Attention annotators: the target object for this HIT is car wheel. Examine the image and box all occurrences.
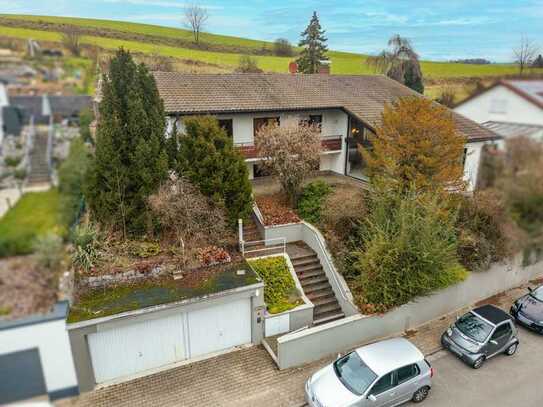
[505,342,518,356]
[412,386,430,403]
[472,356,485,369]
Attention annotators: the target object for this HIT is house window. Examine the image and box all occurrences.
[300,114,322,131]
[218,119,233,138]
[489,99,507,114]
[254,117,280,137]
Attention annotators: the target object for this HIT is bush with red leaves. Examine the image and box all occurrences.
[197,246,232,266]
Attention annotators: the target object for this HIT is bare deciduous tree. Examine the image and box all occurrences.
[183,3,209,44]
[148,176,230,266]
[513,37,539,75]
[61,26,82,57]
[255,121,322,206]
[367,34,424,93]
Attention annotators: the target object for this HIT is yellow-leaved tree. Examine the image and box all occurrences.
[362,96,466,192]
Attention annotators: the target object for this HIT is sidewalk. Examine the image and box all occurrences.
[57,277,543,407]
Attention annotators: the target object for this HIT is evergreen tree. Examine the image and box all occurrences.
[403,61,424,94]
[176,116,253,225]
[85,48,169,236]
[296,11,328,74]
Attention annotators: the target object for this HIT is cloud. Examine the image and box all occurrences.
[102,0,221,10]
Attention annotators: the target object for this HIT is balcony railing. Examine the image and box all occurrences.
[235,135,342,159]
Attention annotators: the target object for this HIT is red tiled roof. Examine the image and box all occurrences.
[153,72,498,142]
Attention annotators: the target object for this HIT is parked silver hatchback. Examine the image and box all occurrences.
[305,338,433,407]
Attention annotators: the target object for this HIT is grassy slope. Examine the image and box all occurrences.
[0,15,526,78]
[0,189,64,256]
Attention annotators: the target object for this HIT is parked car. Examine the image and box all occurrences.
[510,285,543,334]
[441,304,519,369]
[305,338,433,407]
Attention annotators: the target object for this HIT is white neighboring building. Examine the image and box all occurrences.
[153,73,499,192]
[0,79,8,147]
[454,80,543,142]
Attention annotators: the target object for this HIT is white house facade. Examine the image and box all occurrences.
[455,80,543,143]
[155,73,500,192]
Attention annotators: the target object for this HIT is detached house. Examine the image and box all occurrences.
[455,79,543,142]
[154,73,498,191]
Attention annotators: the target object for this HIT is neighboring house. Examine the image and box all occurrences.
[153,73,499,191]
[0,79,8,146]
[455,80,543,142]
[9,94,92,126]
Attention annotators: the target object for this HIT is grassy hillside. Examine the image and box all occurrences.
[0,14,528,78]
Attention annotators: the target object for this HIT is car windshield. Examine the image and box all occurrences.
[455,312,493,343]
[333,352,377,396]
[530,286,543,302]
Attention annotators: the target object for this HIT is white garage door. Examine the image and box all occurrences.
[88,313,186,383]
[188,298,252,358]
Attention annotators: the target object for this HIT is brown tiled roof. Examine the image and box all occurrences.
[153,72,498,142]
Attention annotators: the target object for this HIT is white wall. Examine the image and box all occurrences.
[455,85,543,126]
[0,318,78,393]
[463,141,485,191]
[277,255,543,369]
[0,82,8,146]
[170,109,348,177]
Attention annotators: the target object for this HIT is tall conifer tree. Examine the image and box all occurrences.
[85,48,169,235]
[296,11,329,74]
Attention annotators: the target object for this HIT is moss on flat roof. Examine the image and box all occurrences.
[67,261,259,323]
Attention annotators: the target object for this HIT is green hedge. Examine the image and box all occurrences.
[297,181,332,224]
[248,256,302,314]
[0,189,65,257]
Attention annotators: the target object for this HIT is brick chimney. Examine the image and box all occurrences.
[288,61,298,74]
[318,60,331,74]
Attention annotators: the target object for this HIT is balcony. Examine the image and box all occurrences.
[235,136,343,160]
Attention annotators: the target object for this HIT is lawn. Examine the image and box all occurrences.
[0,15,534,78]
[0,189,65,257]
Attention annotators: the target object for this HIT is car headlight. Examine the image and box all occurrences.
[447,327,452,336]
[511,302,519,311]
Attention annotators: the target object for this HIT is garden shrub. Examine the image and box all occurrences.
[129,241,161,258]
[297,181,332,224]
[58,137,89,227]
[348,182,468,311]
[454,191,521,271]
[4,156,21,167]
[248,256,302,314]
[33,233,64,271]
[72,224,102,273]
[176,116,253,225]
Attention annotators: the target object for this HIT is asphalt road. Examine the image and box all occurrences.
[420,327,543,407]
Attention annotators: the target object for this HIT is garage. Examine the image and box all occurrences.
[87,298,252,384]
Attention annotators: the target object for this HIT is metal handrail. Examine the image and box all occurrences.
[253,203,265,225]
[241,237,286,257]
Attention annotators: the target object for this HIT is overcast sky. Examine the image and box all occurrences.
[2,0,542,61]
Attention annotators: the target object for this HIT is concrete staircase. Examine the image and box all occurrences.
[290,248,344,325]
[27,131,50,186]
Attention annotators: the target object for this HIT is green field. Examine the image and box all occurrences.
[0,14,530,78]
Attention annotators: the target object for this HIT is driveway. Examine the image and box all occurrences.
[57,281,542,407]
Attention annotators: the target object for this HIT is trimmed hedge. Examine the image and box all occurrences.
[297,181,332,224]
[248,256,302,314]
